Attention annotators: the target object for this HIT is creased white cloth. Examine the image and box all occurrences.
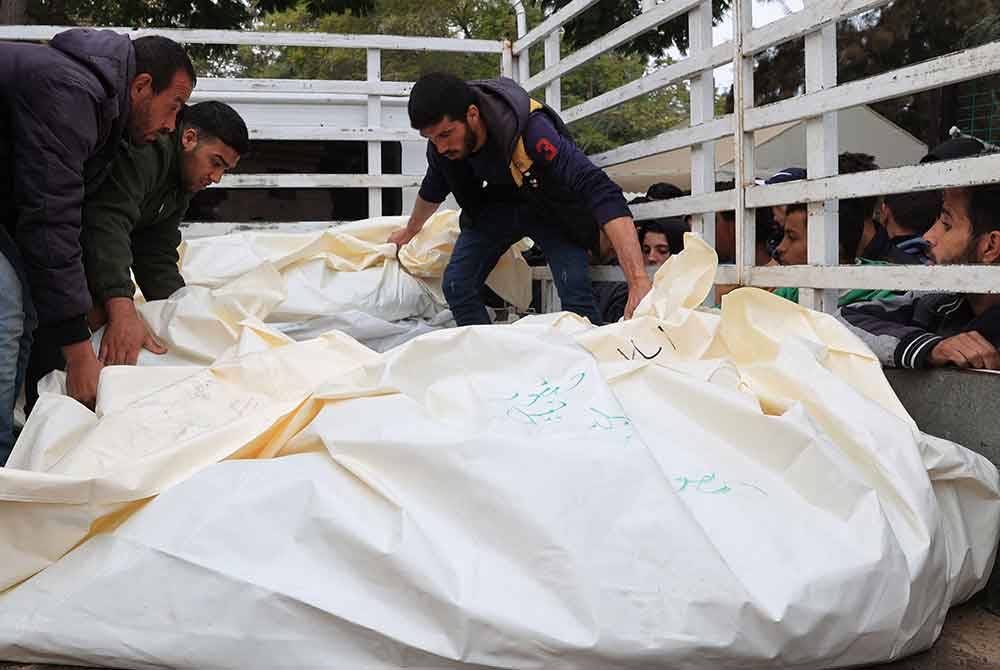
[0,233,996,670]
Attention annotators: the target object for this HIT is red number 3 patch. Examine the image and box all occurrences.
[535,137,558,162]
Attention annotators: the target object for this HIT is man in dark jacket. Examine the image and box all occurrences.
[839,183,1000,370]
[80,101,248,370]
[386,73,650,325]
[0,29,194,442]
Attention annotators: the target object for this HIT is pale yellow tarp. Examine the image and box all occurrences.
[155,210,530,363]
[0,234,997,669]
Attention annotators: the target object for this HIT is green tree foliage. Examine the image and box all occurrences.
[752,0,999,145]
[238,0,691,153]
[540,0,732,56]
[26,0,694,153]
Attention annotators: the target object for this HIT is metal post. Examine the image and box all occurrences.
[366,48,383,217]
[800,2,839,312]
[688,0,716,250]
[734,0,756,288]
[544,30,561,111]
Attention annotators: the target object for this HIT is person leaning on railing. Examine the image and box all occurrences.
[838,182,1000,370]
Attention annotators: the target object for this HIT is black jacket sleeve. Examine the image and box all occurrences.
[131,216,185,302]
[10,74,101,344]
[838,292,945,369]
[82,142,159,304]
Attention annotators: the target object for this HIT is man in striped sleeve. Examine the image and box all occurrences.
[838,182,1000,370]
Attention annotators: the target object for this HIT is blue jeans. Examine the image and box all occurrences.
[444,202,599,326]
[0,228,33,466]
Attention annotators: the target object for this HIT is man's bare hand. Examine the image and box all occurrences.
[387,227,418,249]
[624,276,653,319]
[62,340,102,410]
[928,330,1000,370]
[100,297,166,366]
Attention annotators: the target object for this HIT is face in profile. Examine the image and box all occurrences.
[773,208,808,266]
[923,188,981,265]
[420,112,479,161]
[129,70,194,144]
[179,130,240,193]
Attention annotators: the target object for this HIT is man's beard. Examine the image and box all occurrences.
[956,236,982,264]
[464,126,477,156]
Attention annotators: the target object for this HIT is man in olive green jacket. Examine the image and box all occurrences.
[28,101,249,408]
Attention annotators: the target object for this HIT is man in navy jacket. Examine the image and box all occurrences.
[388,73,650,326]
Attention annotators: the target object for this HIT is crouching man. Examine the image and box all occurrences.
[388,73,651,325]
[25,101,248,409]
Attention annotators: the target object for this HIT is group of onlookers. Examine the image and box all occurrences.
[605,134,1000,371]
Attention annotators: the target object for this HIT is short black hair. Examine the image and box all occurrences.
[408,72,477,130]
[967,183,1000,237]
[646,182,684,200]
[883,190,942,235]
[839,152,880,227]
[640,216,688,254]
[181,101,250,155]
[132,35,196,93]
[921,137,987,163]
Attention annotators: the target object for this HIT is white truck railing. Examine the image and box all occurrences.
[2,0,999,310]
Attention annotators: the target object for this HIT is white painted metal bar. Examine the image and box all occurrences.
[194,78,413,97]
[744,0,889,55]
[749,264,1000,294]
[687,0,717,247]
[561,42,732,124]
[800,6,840,313]
[0,25,504,52]
[631,191,735,220]
[220,174,423,188]
[532,264,738,284]
[179,221,345,238]
[501,39,515,78]
[734,0,756,287]
[744,41,1000,132]
[544,31,562,112]
[189,91,406,105]
[245,127,420,141]
[590,116,733,167]
[367,48,383,217]
[747,153,1000,207]
[513,0,602,54]
[522,0,701,93]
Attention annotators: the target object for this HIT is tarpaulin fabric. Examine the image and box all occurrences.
[144,211,528,362]
[0,233,997,669]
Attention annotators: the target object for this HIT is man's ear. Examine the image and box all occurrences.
[131,73,153,99]
[981,230,1000,264]
[180,127,199,151]
[466,104,480,125]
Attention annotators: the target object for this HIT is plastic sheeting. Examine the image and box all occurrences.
[156,211,528,362]
[0,234,998,669]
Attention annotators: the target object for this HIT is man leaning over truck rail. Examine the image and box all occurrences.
[0,28,195,462]
[838,182,1000,371]
[387,73,651,325]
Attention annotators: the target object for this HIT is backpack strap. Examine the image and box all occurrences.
[508,98,546,187]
